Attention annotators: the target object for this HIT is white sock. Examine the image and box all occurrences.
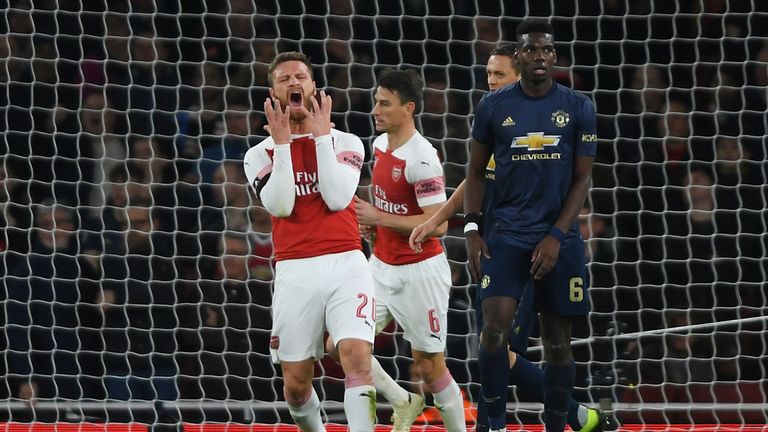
[344,385,377,432]
[577,404,589,427]
[287,388,325,432]
[431,378,466,432]
[371,356,409,406]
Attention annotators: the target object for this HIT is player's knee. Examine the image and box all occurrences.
[413,354,445,384]
[543,340,572,365]
[337,338,372,370]
[480,327,508,351]
[283,379,313,406]
[339,339,374,389]
[508,350,518,368]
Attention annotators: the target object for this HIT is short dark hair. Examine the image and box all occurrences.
[490,43,519,73]
[516,18,555,40]
[491,42,516,58]
[376,68,424,113]
[268,51,313,85]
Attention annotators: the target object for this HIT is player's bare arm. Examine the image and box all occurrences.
[464,138,492,282]
[409,180,466,252]
[530,155,593,280]
[354,195,447,237]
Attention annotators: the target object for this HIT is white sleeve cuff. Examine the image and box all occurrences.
[314,134,332,146]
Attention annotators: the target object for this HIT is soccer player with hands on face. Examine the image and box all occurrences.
[244,51,376,432]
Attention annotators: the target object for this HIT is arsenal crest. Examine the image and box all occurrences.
[392,166,402,181]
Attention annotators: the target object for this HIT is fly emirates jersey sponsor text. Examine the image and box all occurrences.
[244,129,364,261]
[372,132,447,265]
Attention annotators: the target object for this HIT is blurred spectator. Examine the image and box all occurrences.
[177,231,273,402]
[249,206,274,281]
[713,136,764,209]
[0,162,32,263]
[618,312,718,426]
[661,168,720,286]
[205,160,252,233]
[227,0,257,90]
[101,204,178,401]
[78,91,128,213]
[686,168,716,232]
[473,17,500,65]
[193,62,227,137]
[199,103,254,185]
[5,201,102,400]
[421,71,448,139]
[579,205,614,265]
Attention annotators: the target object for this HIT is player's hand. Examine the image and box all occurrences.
[359,224,374,239]
[354,196,380,226]
[409,218,438,253]
[465,231,490,282]
[530,235,561,280]
[263,97,291,144]
[299,90,333,137]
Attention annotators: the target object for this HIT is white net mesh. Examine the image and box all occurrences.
[1,0,767,428]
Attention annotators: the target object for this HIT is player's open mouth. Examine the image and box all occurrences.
[289,90,303,108]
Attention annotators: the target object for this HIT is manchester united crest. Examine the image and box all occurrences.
[392,166,402,181]
[551,110,570,128]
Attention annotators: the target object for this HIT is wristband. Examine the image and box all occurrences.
[463,212,482,225]
[549,226,567,241]
[463,222,479,234]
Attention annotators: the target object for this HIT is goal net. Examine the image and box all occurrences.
[1,0,766,429]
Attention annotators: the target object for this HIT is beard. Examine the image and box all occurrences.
[274,88,315,121]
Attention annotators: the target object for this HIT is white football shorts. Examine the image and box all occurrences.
[270,249,376,363]
[371,252,452,353]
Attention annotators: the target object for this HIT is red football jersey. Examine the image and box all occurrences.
[371,132,447,265]
[244,130,364,261]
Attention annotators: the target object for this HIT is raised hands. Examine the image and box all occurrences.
[263,98,291,144]
[264,91,334,142]
[299,90,333,137]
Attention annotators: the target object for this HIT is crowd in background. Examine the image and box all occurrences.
[0,0,766,425]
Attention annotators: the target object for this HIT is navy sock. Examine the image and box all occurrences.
[509,357,582,429]
[508,355,544,401]
[566,399,582,429]
[543,362,575,432]
[475,389,489,432]
[478,346,510,429]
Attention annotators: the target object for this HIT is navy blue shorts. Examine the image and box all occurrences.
[475,236,590,349]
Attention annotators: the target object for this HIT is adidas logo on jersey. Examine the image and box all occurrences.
[502,116,516,127]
